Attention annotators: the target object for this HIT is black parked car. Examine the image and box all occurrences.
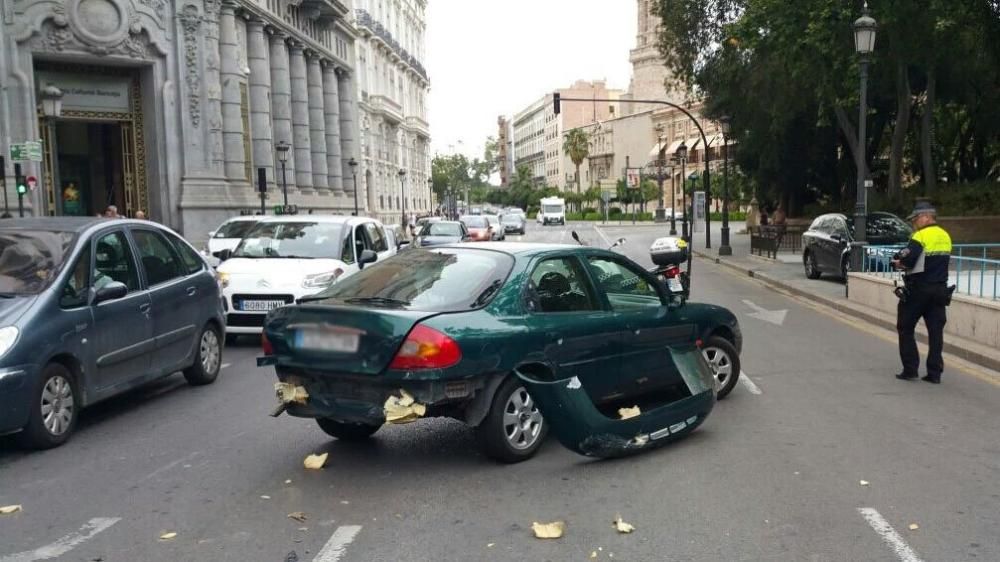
[0,218,225,449]
[802,212,912,280]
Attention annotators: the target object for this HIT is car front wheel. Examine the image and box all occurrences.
[702,336,741,399]
[317,418,381,441]
[17,363,79,449]
[477,376,546,463]
[804,250,822,279]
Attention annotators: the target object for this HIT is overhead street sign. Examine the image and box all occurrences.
[9,141,43,162]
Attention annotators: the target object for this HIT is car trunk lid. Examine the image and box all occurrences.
[263,303,438,375]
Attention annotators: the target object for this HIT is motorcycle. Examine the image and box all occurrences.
[648,237,690,304]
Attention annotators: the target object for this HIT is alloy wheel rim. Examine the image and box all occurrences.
[502,387,543,450]
[703,347,733,389]
[201,329,221,374]
[40,375,74,436]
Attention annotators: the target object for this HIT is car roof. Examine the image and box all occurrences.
[455,242,583,255]
[251,214,375,226]
[221,216,260,223]
[0,217,169,235]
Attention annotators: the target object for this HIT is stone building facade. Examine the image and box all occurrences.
[1,0,362,238]
[352,0,431,228]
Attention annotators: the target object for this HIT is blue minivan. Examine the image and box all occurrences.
[0,218,225,448]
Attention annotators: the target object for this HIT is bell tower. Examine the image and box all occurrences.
[625,0,683,114]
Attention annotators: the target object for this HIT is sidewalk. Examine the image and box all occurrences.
[689,221,1000,373]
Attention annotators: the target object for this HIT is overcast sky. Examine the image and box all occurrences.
[425,0,637,160]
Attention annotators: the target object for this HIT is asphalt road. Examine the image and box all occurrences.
[1,221,998,562]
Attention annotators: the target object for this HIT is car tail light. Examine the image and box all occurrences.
[389,325,462,370]
[662,266,681,278]
[262,331,274,355]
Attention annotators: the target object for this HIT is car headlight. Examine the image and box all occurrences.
[0,326,19,359]
[217,271,231,289]
[302,269,344,289]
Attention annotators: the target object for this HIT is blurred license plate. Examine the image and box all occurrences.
[296,329,360,353]
[667,277,684,293]
[240,300,285,311]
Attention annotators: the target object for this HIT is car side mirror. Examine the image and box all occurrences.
[94,281,128,304]
[217,249,233,261]
[358,249,378,269]
[208,230,217,238]
[398,240,411,249]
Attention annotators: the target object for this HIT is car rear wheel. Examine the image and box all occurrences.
[477,376,546,463]
[183,324,222,386]
[17,363,79,449]
[804,251,822,279]
[316,418,381,441]
[702,336,741,399]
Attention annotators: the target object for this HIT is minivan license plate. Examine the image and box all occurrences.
[241,300,286,312]
[296,330,360,353]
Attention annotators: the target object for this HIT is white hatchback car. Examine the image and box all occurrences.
[207,216,260,258]
[216,215,397,338]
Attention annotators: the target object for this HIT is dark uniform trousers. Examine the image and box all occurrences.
[897,283,948,377]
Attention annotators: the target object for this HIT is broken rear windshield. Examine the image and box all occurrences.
[312,248,514,312]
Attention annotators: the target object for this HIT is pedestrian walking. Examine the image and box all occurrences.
[104,205,121,218]
[891,201,954,384]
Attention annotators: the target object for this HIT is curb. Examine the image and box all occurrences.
[695,250,1000,374]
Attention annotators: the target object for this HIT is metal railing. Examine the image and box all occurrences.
[862,243,1000,301]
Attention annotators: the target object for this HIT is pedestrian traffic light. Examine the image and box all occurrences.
[552,92,561,115]
[16,179,26,195]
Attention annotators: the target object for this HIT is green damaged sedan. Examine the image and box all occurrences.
[259,242,742,462]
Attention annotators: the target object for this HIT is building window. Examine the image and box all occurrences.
[240,83,252,181]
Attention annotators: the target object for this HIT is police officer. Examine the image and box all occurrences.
[891,201,953,384]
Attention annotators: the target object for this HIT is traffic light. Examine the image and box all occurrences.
[16,181,26,195]
[552,92,561,115]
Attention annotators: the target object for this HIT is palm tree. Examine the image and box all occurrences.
[562,129,589,194]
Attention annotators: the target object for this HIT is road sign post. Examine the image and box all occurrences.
[0,156,8,216]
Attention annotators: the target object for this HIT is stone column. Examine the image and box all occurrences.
[219,0,245,181]
[203,0,225,175]
[246,20,274,185]
[269,31,294,188]
[337,68,359,195]
[288,42,313,190]
[322,62,344,195]
[306,53,329,191]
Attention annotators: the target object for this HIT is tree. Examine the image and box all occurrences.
[562,129,590,194]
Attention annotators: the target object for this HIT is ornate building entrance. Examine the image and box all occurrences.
[37,63,147,217]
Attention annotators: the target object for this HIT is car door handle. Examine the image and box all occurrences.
[186,287,197,296]
[139,303,151,314]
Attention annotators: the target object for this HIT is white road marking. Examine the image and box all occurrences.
[140,451,202,482]
[741,299,788,326]
[559,229,567,243]
[221,363,232,369]
[0,517,121,562]
[857,508,925,562]
[592,225,613,247]
[738,371,762,395]
[313,525,362,562]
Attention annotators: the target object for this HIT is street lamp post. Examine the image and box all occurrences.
[427,178,433,215]
[851,2,877,271]
[718,116,733,256]
[654,124,666,223]
[275,141,291,209]
[398,169,407,233]
[676,141,688,241]
[39,84,64,216]
[348,157,359,216]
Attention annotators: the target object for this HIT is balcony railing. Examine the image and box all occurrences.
[355,9,429,82]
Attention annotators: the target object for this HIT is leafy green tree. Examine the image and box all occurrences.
[562,129,590,194]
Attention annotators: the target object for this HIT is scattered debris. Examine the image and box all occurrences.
[566,377,582,389]
[487,543,495,548]
[384,390,427,424]
[285,479,292,485]
[303,453,328,470]
[859,480,870,487]
[630,435,649,447]
[261,495,271,500]
[794,471,800,475]
[275,382,310,405]
[285,551,299,562]
[340,500,350,505]
[0,505,22,515]
[531,521,565,539]
[288,512,308,523]
[613,515,635,534]
[908,523,919,531]
[159,532,177,541]
[590,551,598,559]
[618,406,641,420]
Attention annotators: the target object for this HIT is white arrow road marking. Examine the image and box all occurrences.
[0,517,121,562]
[738,371,762,395]
[313,525,362,562]
[741,299,788,326]
[857,508,924,562]
[593,225,612,247]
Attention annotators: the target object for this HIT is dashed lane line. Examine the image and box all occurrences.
[0,517,121,562]
[857,508,925,562]
[221,363,232,369]
[738,371,762,395]
[313,525,362,562]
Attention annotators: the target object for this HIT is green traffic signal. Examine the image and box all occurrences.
[16,183,26,195]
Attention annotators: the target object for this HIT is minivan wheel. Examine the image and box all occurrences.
[316,418,381,441]
[804,251,822,279]
[702,336,742,399]
[17,363,79,449]
[183,324,222,386]
[476,376,546,463]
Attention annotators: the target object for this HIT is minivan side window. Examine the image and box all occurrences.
[60,245,92,309]
[95,231,140,291]
[164,231,205,275]
[365,223,389,252]
[132,229,185,286]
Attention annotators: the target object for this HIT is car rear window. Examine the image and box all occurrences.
[313,248,514,312]
[462,216,487,228]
